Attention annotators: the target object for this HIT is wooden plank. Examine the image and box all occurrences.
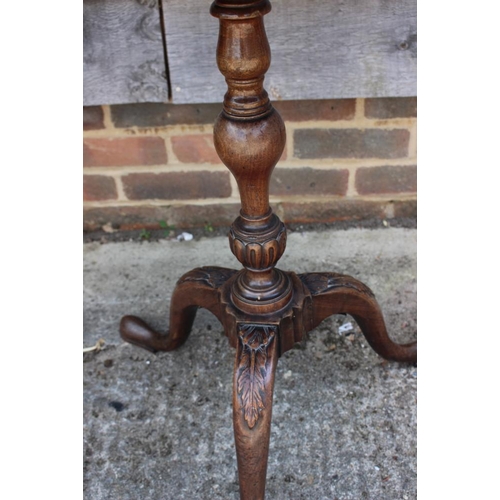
[163,0,416,104]
[84,0,168,106]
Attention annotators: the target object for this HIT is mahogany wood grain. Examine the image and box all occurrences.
[299,272,417,363]
[120,266,237,352]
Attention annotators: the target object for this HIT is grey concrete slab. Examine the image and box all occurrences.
[84,227,417,499]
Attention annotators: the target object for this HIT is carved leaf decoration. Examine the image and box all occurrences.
[178,267,237,289]
[299,272,375,298]
[238,346,266,428]
[237,324,276,429]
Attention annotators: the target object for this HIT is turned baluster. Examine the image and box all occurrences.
[211,0,290,315]
[211,2,289,498]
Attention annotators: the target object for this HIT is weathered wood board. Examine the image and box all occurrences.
[83,0,416,105]
[163,0,416,104]
[84,0,169,106]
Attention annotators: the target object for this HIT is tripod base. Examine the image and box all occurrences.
[120,266,416,500]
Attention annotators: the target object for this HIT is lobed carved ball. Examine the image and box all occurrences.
[229,218,287,271]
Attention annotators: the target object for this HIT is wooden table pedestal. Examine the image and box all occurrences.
[120,2,417,498]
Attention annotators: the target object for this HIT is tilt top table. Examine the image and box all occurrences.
[119,1,417,498]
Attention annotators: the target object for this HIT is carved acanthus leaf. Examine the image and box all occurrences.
[299,272,375,298]
[237,324,276,429]
[178,267,237,289]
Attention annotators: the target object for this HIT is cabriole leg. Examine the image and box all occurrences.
[232,323,279,500]
[300,272,417,363]
[120,266,236,352]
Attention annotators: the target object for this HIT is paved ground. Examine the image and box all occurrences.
[83,226,417,500]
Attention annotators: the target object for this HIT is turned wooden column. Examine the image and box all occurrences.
[211,0,290,316]
[211,2,288,498]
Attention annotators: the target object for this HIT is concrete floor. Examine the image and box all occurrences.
[83,226,417,499]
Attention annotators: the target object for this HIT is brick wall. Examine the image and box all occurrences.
[83,97,416,232]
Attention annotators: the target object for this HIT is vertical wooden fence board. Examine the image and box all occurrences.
[84,0,168,106]
[163,0,416,104]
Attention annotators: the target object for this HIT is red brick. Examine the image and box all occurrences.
[171,134,285,164]
[270,168,348,196]
[171,134,221,164]
[122,171,231,200]
[83,175,117,201]
[83,198,417,233]
[83,137,167,167]
[364,97,417,119]
[109,100,356,129]
[83,106,104,131]
[110,102,221,128]
[274,99,355,122]
[281,199,388,224]
[294,129,410,159]
[83,203,240,232]
[393,199,417,219]
[165,203,239,229]
[355,165,417,195]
